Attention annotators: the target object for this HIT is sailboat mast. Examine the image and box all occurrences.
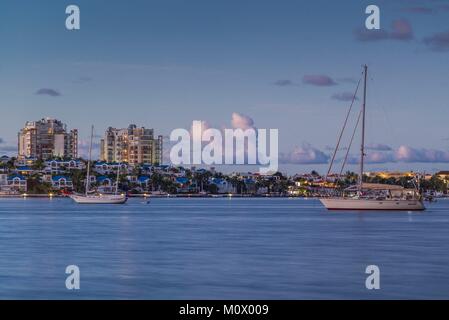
[359,65,368,190]
[85,125,94,196]
[115,163,120,195]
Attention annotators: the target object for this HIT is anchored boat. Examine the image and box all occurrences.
[320,65,425,211]
[70,125,127,205]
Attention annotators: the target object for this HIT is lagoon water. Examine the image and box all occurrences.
[0,197,448,299]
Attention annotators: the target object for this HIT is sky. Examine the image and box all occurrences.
[0,0,448,174]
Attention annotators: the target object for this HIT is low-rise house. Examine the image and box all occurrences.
[436,171,449,190]
[97,175,115,193]
[7,174,27,192]
[141,165,153,175]
[153,165,170,174]
[15,157,37,167]
[15,166,34,176]
[209,178,235,194]
[137,176,151,190]
[243,178,257,194]
[174,177,195,193]
[44,159,85,174]
[94,162,129,175]
[51,175,73,190]
[365,171,416,179]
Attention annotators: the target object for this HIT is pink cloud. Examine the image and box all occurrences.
[231,112,255,130]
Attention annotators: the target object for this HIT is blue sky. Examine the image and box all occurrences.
[1,0,449,173]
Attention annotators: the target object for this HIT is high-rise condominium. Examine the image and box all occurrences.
[18,118,78,160]
[100,124,163,165]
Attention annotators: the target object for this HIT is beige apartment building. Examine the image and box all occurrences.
[18,118,78,160]
[100,124,162,165]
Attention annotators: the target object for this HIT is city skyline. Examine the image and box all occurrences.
[1,0,449,174]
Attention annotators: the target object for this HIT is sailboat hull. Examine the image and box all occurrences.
[70,194,128,204]
[320,198,425,211]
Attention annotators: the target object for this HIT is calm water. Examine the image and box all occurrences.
[0,197,448,299]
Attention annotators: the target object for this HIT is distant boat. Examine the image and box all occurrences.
[70,126,127,205]
[320,65,425,211]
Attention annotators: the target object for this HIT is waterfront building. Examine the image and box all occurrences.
[18,118,78,160]
[44,159,85,174]
[364,171,416,179]
[436,171,449,190]
[7,174,27,192]
[100,124,163,165]
[94,162,129,175]
[137,176,151,189]
[209,178,235,194]
[174,177,196,193]
[15,166,34,176]
[14,157,38,167]
[51,175,73,190]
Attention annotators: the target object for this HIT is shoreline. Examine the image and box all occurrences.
[1,194,447,200]
[0,193,308,199]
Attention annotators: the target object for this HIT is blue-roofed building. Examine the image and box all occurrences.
[174,177,195,193]
[7,174,27,192]
[14,157,37,167]
[96,175,116,193]
[97,176,113,186]
[15,166,34,175]
[44,159,85,174]
[209,178,235,194]
[94,162,129,175]
[138,176,151,188]
[51,175,73,190]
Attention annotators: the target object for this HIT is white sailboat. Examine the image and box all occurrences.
[320,65,425,211]
[70,126,127,204]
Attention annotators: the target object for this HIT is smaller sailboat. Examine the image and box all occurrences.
[70,126,127,204]
[320,65,425,211]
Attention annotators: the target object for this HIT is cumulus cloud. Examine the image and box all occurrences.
[347,145,449,164]
[302,75,337,86]
[395,145,449,163]
[354,19,413,42]
[423,30,449,51]
[231,112,255,130]
[280,144,329,164]
[347,151,395,164]
[35,88,61,97]
[331,92,359,102]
